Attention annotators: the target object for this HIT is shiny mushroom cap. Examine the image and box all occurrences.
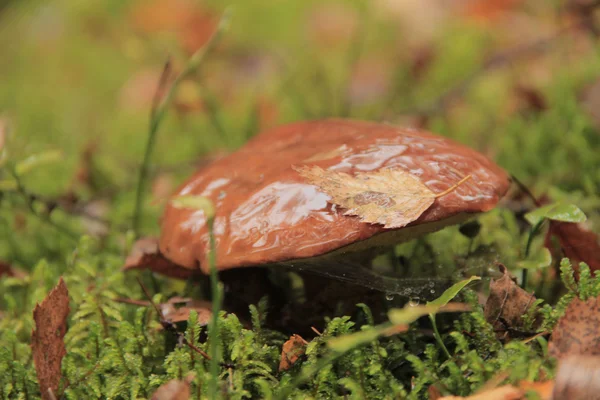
[160,119,510,274]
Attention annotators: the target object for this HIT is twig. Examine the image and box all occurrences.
[132,9,231,237]
[510,174,542,207]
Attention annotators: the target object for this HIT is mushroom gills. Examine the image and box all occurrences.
[276,212,481,301]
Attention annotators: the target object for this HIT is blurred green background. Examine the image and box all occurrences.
[1,0,599,262]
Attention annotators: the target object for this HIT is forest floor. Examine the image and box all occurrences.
[1,0,600,399]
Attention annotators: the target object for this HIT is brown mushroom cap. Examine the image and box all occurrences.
[160,119,510,274]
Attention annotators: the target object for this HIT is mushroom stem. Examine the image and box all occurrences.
[434,175,472,199]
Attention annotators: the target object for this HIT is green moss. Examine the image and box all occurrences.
[1,0,600,398]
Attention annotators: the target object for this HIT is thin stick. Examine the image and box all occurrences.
[510,174,542,207]
[435,175,472,198]
[132,10,231,237]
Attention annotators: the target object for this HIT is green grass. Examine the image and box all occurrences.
[1,0,600,398]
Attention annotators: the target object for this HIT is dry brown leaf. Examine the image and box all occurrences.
[31,278,70,400]
[160,299,212,324]
[0,116,7,153]
[130,0,215,54]
[545,221,600,275]
[279,334,308,371]
[580,77,600,130]
[296,166,467,229]
[123,237,198,279]
[518,381,553,399]
[307,3,358,46]
[554,355,600,400]
[428,385,443,400]
[114,296,212,326]
[483,264,539,340]
[151,374,194,400]
[549,295,600,359]
[460,0,524,22]
[440,385,524,400]
[0,261,27,279]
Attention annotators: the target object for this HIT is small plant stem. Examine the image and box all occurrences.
[522,221,543,288]
[7,166,78,241]
[429,314,451,359]
[510,174,542,207]
[132,10,230,237]
[207,217,222,399]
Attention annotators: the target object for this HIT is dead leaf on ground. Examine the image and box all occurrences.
[160,299,212,325]
[115,296,212,326]
[295,166,468,229]
[580,77,600,130]
[549,294,600,359]
[439,379,553,400]
[119,68,169,113]
[307,3,358,46]
[31,278,70,400]
[483,264,539,340]
[520,381,553,399]
[545,221,600,275]
[151,374,194,400]
[130,0,216,54]
[279,334,308,371]
[123,237,199,279]
[554,355,600,400]
[440,385,524,400]
[151,173,175,206]
[0,116,8,153]
[428,384,443,400]
[0,261,27,279]
[460,0,524,22]
[348,58,392,106]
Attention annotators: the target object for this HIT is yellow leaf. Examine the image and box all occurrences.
[295,166,469,229]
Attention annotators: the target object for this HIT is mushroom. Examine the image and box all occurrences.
[149,119,509,287]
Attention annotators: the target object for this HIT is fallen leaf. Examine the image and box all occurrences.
[483,264,539,339]
[580,77,600,130]
[31,278,70,400]
[348,58,392,106]
[307,3,358,46]
[545,221,600,274]
[518,380,553,399]
[553,355,600,400]
[279,334,308,371]
[461,0,524,22]
[119,68,168,113]
[440,385,524,400]
[151,374,194,400]
[123,237,199,279]
[0,116,8,153]
[0,261,27,279]
[160,299,212,324]
[295,166,468,229]
[549,295,600,359]
[151,173,176,205]
[130,0,215,54]
[510,85,547,115]
[114,296,211,325]
[428,385,443,400]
